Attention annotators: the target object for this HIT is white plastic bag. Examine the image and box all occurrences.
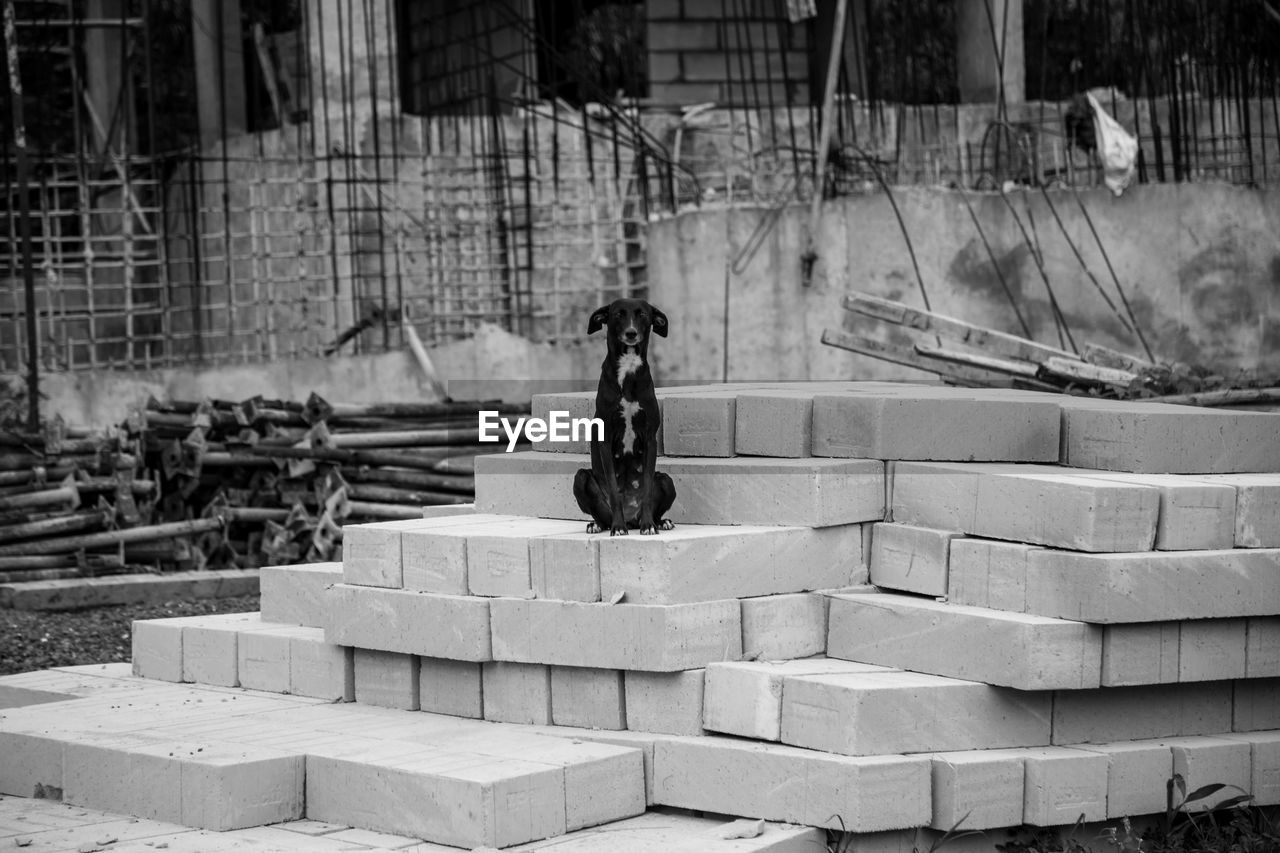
[1086,93,1138,196]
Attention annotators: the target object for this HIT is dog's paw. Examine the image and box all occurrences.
[586,522,601,534]
[659,519,675,531]
[639,523,657,535]
[610,525,629,537]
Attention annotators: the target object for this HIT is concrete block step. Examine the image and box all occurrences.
[702,658,898,742]
[826,593,1103,690]
[325,583,492,661]
[1193,473,1280,547]
[259,562,342,628]
[131,613,355,701]
[491,597,741,672]
[651,735,932,832]
[475,451,885,528]
[891,462,1161,552]
[1060,397,1280,474]
[868,522,962,597]
[1023,548,1280,623]
[811,391,1061,462]
[779,670,1053,756]
[353,509,867,604]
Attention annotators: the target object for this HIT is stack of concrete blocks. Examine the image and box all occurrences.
[115,381,1280,850]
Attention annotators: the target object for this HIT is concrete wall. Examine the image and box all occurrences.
[31,323,596,428]
[647,182,1280,382]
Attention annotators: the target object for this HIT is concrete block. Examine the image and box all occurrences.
[1021,747,1109,826]
[734,391,813,457]
[62,734,184,822]
[826,593,1102,690]
[1052,682,1233,744]
[780,670,1052,756]
[499,810,826,851]
[483,662,552,725]
[869,523,961,597]
[1166,736,1253,811]
[1025,549,1280,623]
[1060,399,1280,474]
[131,617,190,682]
[1179,619,1247,682]
[1061,470,1236,550]
[325,583,491,661]
[535,726,659,805]
[1198,474,1280,547]
[703,658,895,741]
[173,742,306,831]
[399,514,528,594]
[624,670,705,736]
[1101,623,1179,687]
[946,539,1037,612]
[1221,730,1280,805]
[490,597,741,672]
[476,451,886,528]
[551,667,626,730]
[420,657,482,718]
[1234,680,1280,731]
[928,749,1026,830]
[306,750,567,848]
[0,731,63,797]
[1078,739,1173,818]
[891,462,1160,552]
[182,612,260,687]
[343,517,446,588]
[353,648,419,710]
[531,533,600,601]
[811,394,1060,462]
[259,562,342,627]
[1247,618,1280,678]
[740,592,827,660]
[289,632,353,701]
[467,519,585,597]
[531,391,597,454]
[236,625,296,694]
[598,523,864,605]
[662,392,736,456]
[481,738,645,833]
[652,736,931,831]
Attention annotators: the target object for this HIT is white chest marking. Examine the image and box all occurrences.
[615,351,643,387]
[619,400,641,455]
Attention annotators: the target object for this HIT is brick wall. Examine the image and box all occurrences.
[646,0,811,107]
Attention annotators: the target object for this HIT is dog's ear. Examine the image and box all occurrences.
[587,306,609,335]
[650,306,669,338]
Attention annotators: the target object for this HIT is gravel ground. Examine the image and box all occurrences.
[0,595,260,677]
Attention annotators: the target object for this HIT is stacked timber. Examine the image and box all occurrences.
[0,393,527,580]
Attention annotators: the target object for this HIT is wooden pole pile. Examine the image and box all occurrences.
[0,392,529,581]
[134,392,530,568]
[0,418,168,582]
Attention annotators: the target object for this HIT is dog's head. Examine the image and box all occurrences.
[587,299,668,352]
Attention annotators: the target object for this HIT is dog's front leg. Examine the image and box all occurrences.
[637,424,659,535]
[593,440,629,536]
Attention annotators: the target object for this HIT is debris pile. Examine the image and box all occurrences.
[0,393,527,582]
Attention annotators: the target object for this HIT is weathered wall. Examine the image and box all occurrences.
[30,323,594,428]
[648,182,1280,382]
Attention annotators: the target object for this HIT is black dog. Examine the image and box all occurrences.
[573,299,676,536]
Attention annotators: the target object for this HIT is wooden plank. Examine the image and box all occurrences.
[842,292,1077,364]
[1082,342,1155,372]
[914,343,1041,378]
[1042,357,1136,386]
[821,329,1004,386]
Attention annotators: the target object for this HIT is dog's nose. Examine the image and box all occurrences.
[622,329,640,343]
